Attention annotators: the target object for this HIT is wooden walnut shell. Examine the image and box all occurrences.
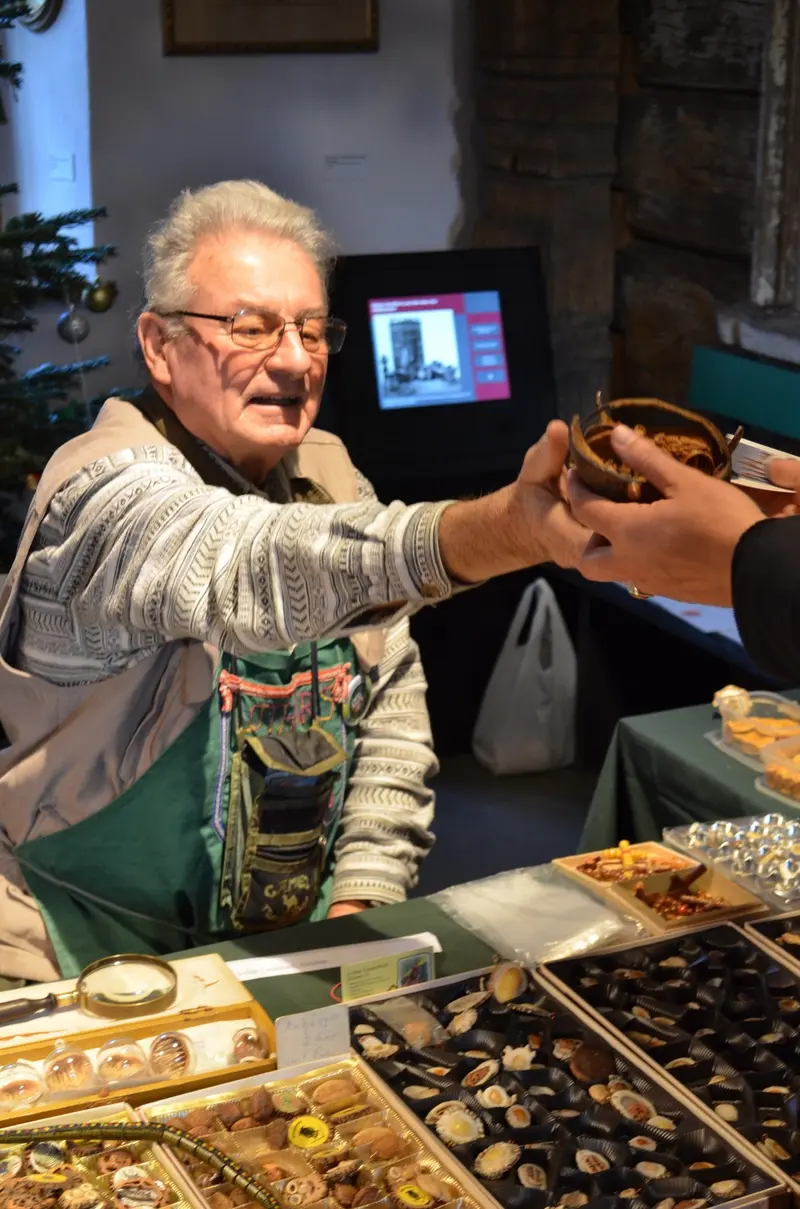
[569,397,732,503]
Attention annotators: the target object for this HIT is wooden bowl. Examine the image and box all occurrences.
[569,397,732,503]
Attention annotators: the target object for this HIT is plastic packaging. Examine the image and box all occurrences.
[431,863,644,966]
[665,812,800,910]
[706,688,800,770]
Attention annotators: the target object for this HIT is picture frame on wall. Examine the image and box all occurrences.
[162,1,379,55]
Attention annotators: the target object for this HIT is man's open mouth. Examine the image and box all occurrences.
[247,395,303,407]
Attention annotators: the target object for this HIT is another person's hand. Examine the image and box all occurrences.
[568,424,766,605]
[327,900,368,919]
[767,458,800,515]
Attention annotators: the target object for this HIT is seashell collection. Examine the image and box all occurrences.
[549,924,800,1183]
[351,963,773,1208]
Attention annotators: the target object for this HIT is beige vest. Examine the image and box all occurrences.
[0,397,384,981]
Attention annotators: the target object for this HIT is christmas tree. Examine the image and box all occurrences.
[0,0,116,569]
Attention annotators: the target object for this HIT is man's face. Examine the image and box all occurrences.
[152,228,328,478]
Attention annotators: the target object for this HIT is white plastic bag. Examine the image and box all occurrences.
[471,578,576,775]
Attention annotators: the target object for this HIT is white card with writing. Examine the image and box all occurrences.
[275,1004,351,1070]
[729,436,799,491]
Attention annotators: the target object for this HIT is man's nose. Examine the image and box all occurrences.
[266,324,312,374]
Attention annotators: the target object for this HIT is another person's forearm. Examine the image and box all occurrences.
[732,515,800,680]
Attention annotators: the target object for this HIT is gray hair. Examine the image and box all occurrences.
[142,179,336,333]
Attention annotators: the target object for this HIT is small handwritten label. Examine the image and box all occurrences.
[275,1004,350,1069]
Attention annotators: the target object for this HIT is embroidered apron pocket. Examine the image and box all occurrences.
[222,725,346,931]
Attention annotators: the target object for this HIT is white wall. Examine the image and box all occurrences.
[4,0,467,396]
[80,0,465,395]
[1,0,106,392]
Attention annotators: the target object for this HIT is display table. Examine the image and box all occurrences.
[580,697,800,851]
[170,898,497,1019]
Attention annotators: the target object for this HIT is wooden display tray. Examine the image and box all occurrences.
[347,964,790,1209]
[745,909,800,977]
[0,954,276,1124]
[535,925,800,1196]
[139,1053,501,1209]
[554,844,766,934]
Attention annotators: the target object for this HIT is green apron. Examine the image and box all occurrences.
[13,391,375,978]
[15,639,363,978]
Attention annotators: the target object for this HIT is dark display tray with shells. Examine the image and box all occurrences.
[544,925,800,1187]
[745,912,800,974]
[348,963,775,1209]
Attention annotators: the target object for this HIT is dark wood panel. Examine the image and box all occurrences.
[615,239,750,401]
[618,88,758,256]
[624,0,767,92]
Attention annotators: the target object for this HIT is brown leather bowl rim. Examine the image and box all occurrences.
[570,398,731,486]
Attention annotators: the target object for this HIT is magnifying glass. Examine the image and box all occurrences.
[0,954,178,1026]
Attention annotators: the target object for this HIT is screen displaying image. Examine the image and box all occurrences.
[368,290,510,410]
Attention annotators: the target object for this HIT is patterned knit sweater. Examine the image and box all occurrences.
[12,441,451,906]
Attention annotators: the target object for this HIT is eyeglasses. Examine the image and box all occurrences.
[159,308,347,355]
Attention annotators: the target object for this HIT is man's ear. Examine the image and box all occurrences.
[137,312,172,387]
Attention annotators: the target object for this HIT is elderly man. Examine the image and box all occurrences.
[0,179,587,981]
[567,423,800,679]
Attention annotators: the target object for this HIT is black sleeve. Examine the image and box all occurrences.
[732,515,800,681]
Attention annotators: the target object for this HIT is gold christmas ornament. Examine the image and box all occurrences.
[84,279,119,314]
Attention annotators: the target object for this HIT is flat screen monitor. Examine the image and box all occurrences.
[369,289,510,410]
[325,247,555,491]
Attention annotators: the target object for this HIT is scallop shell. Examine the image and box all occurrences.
[552,1038,581,1062]
[502,1045,535,1071]
[710,1181,746,1199]
[461,1059,499,1088]
[488,963,527,1003]
[575,1150,610,1174]
[359,1036,400,1060]
[424,1101,466,1125]
[434,1107,485,1145]
[517,1163,547,1190]
[448,1009,478,1037]
[476,1084,516,1109]
[445,991,489,1014]
[635,1162,668,1180]
[610,1090,656,1123]
[473,1142,521,1179]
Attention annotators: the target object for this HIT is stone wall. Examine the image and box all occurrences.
[470,0,621,419]
[469,0,768,414]
[614,0,767,403]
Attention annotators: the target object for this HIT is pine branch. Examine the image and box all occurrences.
[0,61,21,88]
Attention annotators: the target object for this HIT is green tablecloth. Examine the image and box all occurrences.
[579,700,800,852]
[170,898,497,1019]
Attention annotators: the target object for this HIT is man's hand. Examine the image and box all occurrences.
[327,900,368,919]
[438,420,589,583]
[568,424,765,605]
